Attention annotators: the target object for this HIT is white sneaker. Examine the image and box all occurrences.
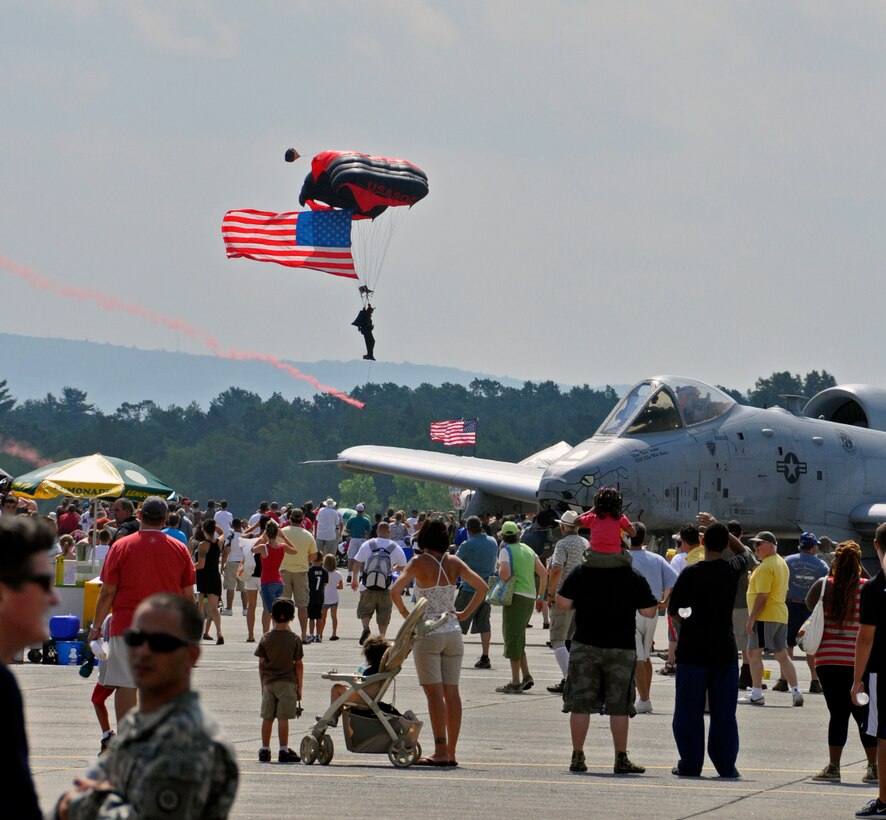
[222,608,233,616]
[792,691,805,707]
[635,699,653,714]
[242,608,248,616]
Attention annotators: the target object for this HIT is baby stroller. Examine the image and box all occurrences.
[336,539,349,568]
[300,597,444,768]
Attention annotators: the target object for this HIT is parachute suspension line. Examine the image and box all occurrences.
[358,284,373,309]
[351,207,406,299]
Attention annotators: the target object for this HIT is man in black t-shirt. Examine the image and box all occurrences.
[853,523,886,818]
[668,516,749,779]
[556,557,657,775]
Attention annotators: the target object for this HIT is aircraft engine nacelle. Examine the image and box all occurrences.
[803,385,886,433]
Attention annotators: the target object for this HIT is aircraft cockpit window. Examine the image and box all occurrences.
[625,388,683,435]
[597,382,656,436]
[672,379,735,426]
[596,378,735,437]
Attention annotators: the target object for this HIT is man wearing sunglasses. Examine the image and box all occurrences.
[57,593,239,819]
[0,515,59,820]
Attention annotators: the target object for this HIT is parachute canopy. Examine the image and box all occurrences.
[299,151,429,219]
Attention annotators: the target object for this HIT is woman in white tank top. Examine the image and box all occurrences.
[390,517,488,767]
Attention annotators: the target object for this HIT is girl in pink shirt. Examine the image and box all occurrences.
[577,488,636,567]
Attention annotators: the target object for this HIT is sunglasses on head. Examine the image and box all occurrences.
[123,629,194,653]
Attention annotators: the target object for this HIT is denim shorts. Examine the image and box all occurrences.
[260,581,285,612]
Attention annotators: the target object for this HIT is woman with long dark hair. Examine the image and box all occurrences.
[807,541,877,783]
[195,519,224,645]
[390,516,487,766]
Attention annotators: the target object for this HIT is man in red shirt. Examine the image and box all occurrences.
[56,503,81,537]
[87,496,195,721]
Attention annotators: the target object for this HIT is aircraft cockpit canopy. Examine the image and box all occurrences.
[596,377,736,437]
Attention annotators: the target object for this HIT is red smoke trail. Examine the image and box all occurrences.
[0,437,52,466]
[0,255,365,409]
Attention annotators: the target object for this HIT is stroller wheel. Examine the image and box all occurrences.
[300,735,319,765]
[388,737,421,768]
[27,648,42,664]
[317,734,334,765]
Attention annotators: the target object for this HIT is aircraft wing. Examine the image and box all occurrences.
[336,445,549,505]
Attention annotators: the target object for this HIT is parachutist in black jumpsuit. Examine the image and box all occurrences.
[353,304,375,361]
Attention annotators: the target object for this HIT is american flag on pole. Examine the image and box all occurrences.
[430,418,478,446]
[222,208,357,278]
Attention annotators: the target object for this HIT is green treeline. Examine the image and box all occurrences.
[0,370,836,514]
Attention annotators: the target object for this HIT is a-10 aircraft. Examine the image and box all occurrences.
[336,375,886,545]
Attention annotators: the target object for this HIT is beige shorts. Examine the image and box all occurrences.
[316,538,338,556]
[281,570,309,607]
[356,589,393,625]
[412,629,464,686]
[102,635,136,689]
[223,561,244,592]
[634,611,658,661]
[549,607,576,647]
[261,679,298,720]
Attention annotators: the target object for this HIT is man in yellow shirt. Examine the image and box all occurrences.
[739,531,803,707]
[683,525,705,567]
[280,509,318,642]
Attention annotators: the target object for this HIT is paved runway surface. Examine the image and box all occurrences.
[21,589,875,818]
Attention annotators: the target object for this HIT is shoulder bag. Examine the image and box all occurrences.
[486,545,516,607]
[797,578,826,654]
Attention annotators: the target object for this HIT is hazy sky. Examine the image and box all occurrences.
[3,2,885,399]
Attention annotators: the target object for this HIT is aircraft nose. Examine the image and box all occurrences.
[537,440,638,510]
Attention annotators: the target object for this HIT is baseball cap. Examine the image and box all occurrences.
[140,496,169,520]
[556,510,580,526]
[356,503,365,512]
[799,532,820,547]
[750,531,778,546]
[499,521,521,536]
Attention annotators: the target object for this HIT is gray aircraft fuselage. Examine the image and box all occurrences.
[537,400,882,542]
[336,375,886,545]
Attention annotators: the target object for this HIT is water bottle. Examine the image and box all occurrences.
[678,607,692,619]
[858,692,870,706]
[68,647,78,665]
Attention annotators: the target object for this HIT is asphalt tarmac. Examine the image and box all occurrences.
[21,590,876,819]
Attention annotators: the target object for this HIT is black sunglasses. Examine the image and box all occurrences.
[1,573,54,593]
[123,629,194,653]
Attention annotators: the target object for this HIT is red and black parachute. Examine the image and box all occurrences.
[299,151,429,219]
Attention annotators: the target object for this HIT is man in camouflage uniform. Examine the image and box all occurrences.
[555,548,657,775]
[56,594,238,819]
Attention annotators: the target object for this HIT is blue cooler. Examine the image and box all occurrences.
[50,615,81,640]
[56,640,84,665]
